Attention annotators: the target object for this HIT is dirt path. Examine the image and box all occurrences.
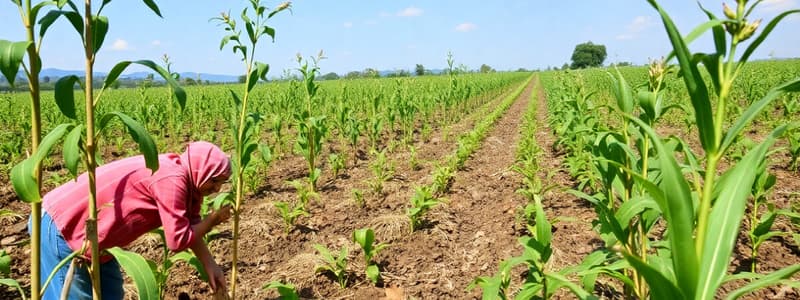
[366,76,535,299]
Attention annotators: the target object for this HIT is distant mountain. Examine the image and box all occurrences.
[119,71,239,83]
[38,68,108,78]
[29,68,239,83]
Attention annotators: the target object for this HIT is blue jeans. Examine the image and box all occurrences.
[29,212,124,300]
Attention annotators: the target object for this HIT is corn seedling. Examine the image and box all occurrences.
[408,145,421,171]
[0,249,24,300]
[352,188,365,208]
[788,129,800,171]
[293,52,329,191]
[288,179,319,208]
[407,186,441,232]
[313,244,349,289]
[263,281,300,300]
[273,201,309,234]
[328,152,345,179]
[212,1,291,297]
[367,149,394,195]
[471,198,593,300]
[430,165,454,196]
[353,228,388,284]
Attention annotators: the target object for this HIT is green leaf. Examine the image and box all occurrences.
[697,3,726,56]
[91,15,109,54]
[104,60,186,109]
[648,0,716,155]
[247,62,269,92]
[366,264,380,284]
[697,126,786,300]
[609,68,634,114]
[141,0,162,17]
[627,115,697,295]
[264,25,276,41]
[740,10,800,65]
[11,123,73,203]
[0,40,31,87]
[545,272,597,300]
[54,75,81,119]
[107,247,159,300]
[99,112,159,173]
[263,281,299,300]
[39,10,83,40]
[170,251,208,282]
[725,264,800,300]
[721,77,800,154]
[624,253,685,300]
[0,249,10,275]
[63,124,84,177]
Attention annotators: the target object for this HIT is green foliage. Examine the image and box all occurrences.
[570,41,607,69]
[407,186,441,231]
[367,149,394,195]
[415,64,425,76]
[313,244,349,289]
[263,281,300,300]
[273,201,309,234]
[107,247,160,300]
[351,188,365,208]
[0,249,24,298]
[353,228,388,284]
[328,152,345,178]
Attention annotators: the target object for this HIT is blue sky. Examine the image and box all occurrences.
[1,0,798,77]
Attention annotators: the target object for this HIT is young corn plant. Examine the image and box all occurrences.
[787,128,800,171]
[352,188,365,208]
[352,228,388,284]
[328,152,345,179]
[0,249,24,300]
[263,281,300,300]
[212,1,291,297]
[367,149,394,196]
[407,186,442,232]
[612,1,800,298]
[293,52,329,190]
[273,201,309,234]
[313,244,349,289]
[6,1,184,298]
[470,198,593,300]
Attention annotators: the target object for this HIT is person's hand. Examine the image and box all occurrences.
[211,205,232,227]
[204,258,228,296]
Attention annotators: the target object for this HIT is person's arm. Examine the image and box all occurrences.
[190,206,231,293]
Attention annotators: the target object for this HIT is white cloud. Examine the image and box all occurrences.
[759,0,797,12]
[616,16,654,40]
[378,11,391,18]
[111,39,130,51]
[151,40,161,46]
[397,6,423,17]
[455,22,477,32]
[343,22,353,28]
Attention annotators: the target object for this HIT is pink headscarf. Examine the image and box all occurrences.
[180,141,231,190]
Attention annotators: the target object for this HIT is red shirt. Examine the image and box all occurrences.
[43,154,201,260]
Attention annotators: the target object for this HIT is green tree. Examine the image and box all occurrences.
[415,64,425,76]
[570,41,607,69]
[362,68,380,78]
[238,74,247,83]
[479,64,494,73]
[320,72,340,80]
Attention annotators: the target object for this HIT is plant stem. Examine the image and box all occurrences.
[83,0,102,298]
[21,0,43,297]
